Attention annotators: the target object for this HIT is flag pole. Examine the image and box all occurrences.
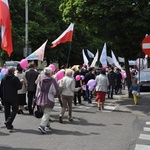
[67,43,71,68]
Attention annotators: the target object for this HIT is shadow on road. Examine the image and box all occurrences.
[0,145,47,150]
[0,131,9,136]
[115,94,150,116]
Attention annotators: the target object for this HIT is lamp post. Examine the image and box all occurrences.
[25,0,28,57]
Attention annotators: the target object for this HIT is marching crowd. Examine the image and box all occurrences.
[0,63,139,134]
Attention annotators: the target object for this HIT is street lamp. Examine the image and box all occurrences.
[25,0,28,57]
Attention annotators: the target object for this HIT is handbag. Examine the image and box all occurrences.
[33,104,43,119]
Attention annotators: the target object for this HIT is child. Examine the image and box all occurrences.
[129,78,140,105]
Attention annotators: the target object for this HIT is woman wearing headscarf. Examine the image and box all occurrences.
[95,69,109,111]
[35,67,59,134]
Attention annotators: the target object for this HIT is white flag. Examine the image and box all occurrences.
[26,40,48,61]
[136,58,144,70]
[111,50,122,69]
[128,60,136,66]
[118,57,125,63]
[107,56,113,65]
[82,49,89,67]
[87,49,94,58]
[100,43,107,67]
[90,50,99,67]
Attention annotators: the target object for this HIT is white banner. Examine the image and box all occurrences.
[90,50,99,67]
[118,57,125,63]
[82,49,89,67]
[107,56,113,65]
[111,50,122,69]
[100,43,107,67]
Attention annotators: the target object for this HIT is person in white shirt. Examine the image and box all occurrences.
[95,69,109,111]
[58,69,81,123]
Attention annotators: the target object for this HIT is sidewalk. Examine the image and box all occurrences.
[113,88,150,117]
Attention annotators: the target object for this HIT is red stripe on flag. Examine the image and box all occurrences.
[0,0,13,56]
[51,30,73,48]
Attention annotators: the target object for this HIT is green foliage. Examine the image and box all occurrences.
[2,0,150,68]
[0,0,103,67]
[60,0,150,60]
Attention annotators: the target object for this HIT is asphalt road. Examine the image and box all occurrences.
[0,89,150,150]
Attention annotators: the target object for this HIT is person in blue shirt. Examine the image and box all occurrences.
[129,78,140,105]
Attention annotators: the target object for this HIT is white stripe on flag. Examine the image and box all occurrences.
[143,43,150,49]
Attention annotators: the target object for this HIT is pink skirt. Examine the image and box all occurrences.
[96,91,106,102]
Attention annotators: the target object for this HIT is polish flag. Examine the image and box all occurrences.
[0,0,13,56]
[51,23,74,48]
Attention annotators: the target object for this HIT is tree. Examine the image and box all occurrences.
[60,0,150,96]
[0,0,103,68]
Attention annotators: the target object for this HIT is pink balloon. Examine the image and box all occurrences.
[75,75,80,81]
[80,75,84,80]
[103,66,108,69]
[55,70,64,81]
[49,64,56,72]
[1,68,8,75]
[88,86,94,91]
[20,59,28,69]
[121,72,126,79]
[87,79,96,87]
[82,85,86,91]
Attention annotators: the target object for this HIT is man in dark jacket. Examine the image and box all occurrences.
[25,63,39,114]
[107,67,117,99]
[0,66,22,129]
[115,68,122,94]
[83,67,95,103]
[73,66,82,105]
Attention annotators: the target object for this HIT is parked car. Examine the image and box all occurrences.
[136,68,150,92]
[4,61,19,69]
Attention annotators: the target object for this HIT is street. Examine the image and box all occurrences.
[0,89,150,150]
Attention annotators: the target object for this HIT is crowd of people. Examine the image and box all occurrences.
[0,63,139,134]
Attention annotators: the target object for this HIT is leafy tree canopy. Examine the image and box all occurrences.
[60,0,150,59]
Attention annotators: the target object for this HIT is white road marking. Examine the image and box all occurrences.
[143,127,150,132]
[54,102,117,112]
[135,144,150,150]
[139,134,150,140]
[100,106,118,112]
[146,122,150,125]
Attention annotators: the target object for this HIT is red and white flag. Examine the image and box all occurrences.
[51,23,74,48]
[0,0,13,56]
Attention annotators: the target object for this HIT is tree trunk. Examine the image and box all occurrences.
[124,57,132,98]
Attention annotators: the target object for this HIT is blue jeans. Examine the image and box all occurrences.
[85,86,92,103]
[108,84,115,98]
